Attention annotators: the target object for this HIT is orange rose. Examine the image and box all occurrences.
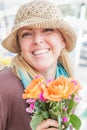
[23,76,45,99]
[43,76,80,101]
[63,79,81,98]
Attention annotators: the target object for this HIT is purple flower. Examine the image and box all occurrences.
[26,102,35,113]
[47,79,53,83]
[71,80,77,85]
[62,107,68,111]
[74,96,81,103]
[62,117,68,122]
[26,107,34,113]
[26,99,36,104]
[30,103,35,109]
[39,93,46,102]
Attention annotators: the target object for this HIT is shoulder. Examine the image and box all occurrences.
[0,67,23,95]
[0,67,20,83]
[0,66,16,78]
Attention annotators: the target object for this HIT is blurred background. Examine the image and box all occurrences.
[0,0,87,129]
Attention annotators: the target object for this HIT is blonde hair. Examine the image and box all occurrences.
[11,49,73,82]
[58,49,73,77]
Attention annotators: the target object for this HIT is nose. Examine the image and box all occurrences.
[33,33,43,45]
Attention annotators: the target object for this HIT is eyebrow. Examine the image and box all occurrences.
[20,27,33,31]
[27,28,32,30]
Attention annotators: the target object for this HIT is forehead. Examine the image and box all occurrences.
[18,27,58,31]
[18,27,33,32]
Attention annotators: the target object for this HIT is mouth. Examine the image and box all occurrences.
[32,49,50,56]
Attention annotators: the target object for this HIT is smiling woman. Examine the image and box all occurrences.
[17,28,65,74]
[0,0,77,130]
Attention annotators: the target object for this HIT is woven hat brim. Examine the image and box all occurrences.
[2,18,77,53]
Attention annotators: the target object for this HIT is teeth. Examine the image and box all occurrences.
[33,49,49,55]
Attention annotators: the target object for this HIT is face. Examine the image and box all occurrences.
[18,27,65,72]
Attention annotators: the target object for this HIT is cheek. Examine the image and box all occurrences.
[20,42,31,53]
[56,43,64,54]
[19,38,32,51]
[53,40,65,56]
[54,36,65,50]
[50,38,63,51]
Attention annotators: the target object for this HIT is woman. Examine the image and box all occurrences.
[0,0,77,130]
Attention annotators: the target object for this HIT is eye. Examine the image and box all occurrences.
[21,32,32,38]
[43,28,54,32]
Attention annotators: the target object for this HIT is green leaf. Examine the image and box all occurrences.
[30,113,44,130]
[67,99,75,113]
[41,110,49,118]
[70,114,81,130]
[39,101,47,110]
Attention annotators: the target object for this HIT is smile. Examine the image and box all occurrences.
[32,49,50,55]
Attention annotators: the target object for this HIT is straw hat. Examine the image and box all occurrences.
[2,0,77,53]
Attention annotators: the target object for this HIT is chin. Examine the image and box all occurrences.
[34,65,51,72]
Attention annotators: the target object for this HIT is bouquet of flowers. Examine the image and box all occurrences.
[23,76,81,130]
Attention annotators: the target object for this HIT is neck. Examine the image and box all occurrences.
[38,64,57,81]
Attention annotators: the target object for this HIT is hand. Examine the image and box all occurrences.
[36,119,58,130]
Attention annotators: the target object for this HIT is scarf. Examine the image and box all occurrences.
[18,63,68,89]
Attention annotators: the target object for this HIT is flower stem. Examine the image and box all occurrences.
[57,102,62,130]
[58,114,62,130]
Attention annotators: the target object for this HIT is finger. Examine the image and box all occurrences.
[43,119,58,128]
[36,119,58,130]
[62,124,65,129]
